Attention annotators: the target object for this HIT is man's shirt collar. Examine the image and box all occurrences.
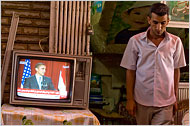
[140,27,171,43]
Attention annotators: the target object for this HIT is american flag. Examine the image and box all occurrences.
[21,59,31,88]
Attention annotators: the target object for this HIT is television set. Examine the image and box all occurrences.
[9,50,92,109]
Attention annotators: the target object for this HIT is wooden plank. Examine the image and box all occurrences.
[70,1,76,55]
[66,1,72,54]
[62,1,68,54]
[78,1,84,55]
[49,1,56,53]
[1,12,19,103]
[74,1,80,55]
[86,1,91,55]
[58,1,64,54]
[82,1,87,55]
[54,1,59,54]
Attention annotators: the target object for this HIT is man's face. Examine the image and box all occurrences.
[147,13,169,37]
[35,65,46,76]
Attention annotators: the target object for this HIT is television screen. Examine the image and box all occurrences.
[17,58,73,100]
[10,50,92,108]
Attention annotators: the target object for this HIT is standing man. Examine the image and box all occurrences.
[120,3,186,125]
[24,63,56,90]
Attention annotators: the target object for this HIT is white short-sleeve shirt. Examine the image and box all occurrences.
[120,28,186,107]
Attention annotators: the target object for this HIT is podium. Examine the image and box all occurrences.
[1,104,100,125]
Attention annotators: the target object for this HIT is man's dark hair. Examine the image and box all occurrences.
[35,63,45,68]
[148,3,169,17]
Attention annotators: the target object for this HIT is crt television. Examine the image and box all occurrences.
[10,50,92,109]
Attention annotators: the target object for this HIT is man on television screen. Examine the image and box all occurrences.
[23,63,56,90]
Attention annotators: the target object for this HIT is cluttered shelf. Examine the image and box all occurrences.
[90,108,133,125]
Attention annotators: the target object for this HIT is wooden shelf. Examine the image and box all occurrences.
[90,108,132,125]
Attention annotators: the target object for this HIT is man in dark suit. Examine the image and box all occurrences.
[23,63,56,90]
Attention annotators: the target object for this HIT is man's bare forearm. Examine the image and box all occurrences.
[126,69,136,100]
[174,68,180,101]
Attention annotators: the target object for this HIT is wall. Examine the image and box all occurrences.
[91,2,126,110]
[1,1,50,103]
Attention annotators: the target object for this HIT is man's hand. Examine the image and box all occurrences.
[126,99,136,117]
[173,101,178,116]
